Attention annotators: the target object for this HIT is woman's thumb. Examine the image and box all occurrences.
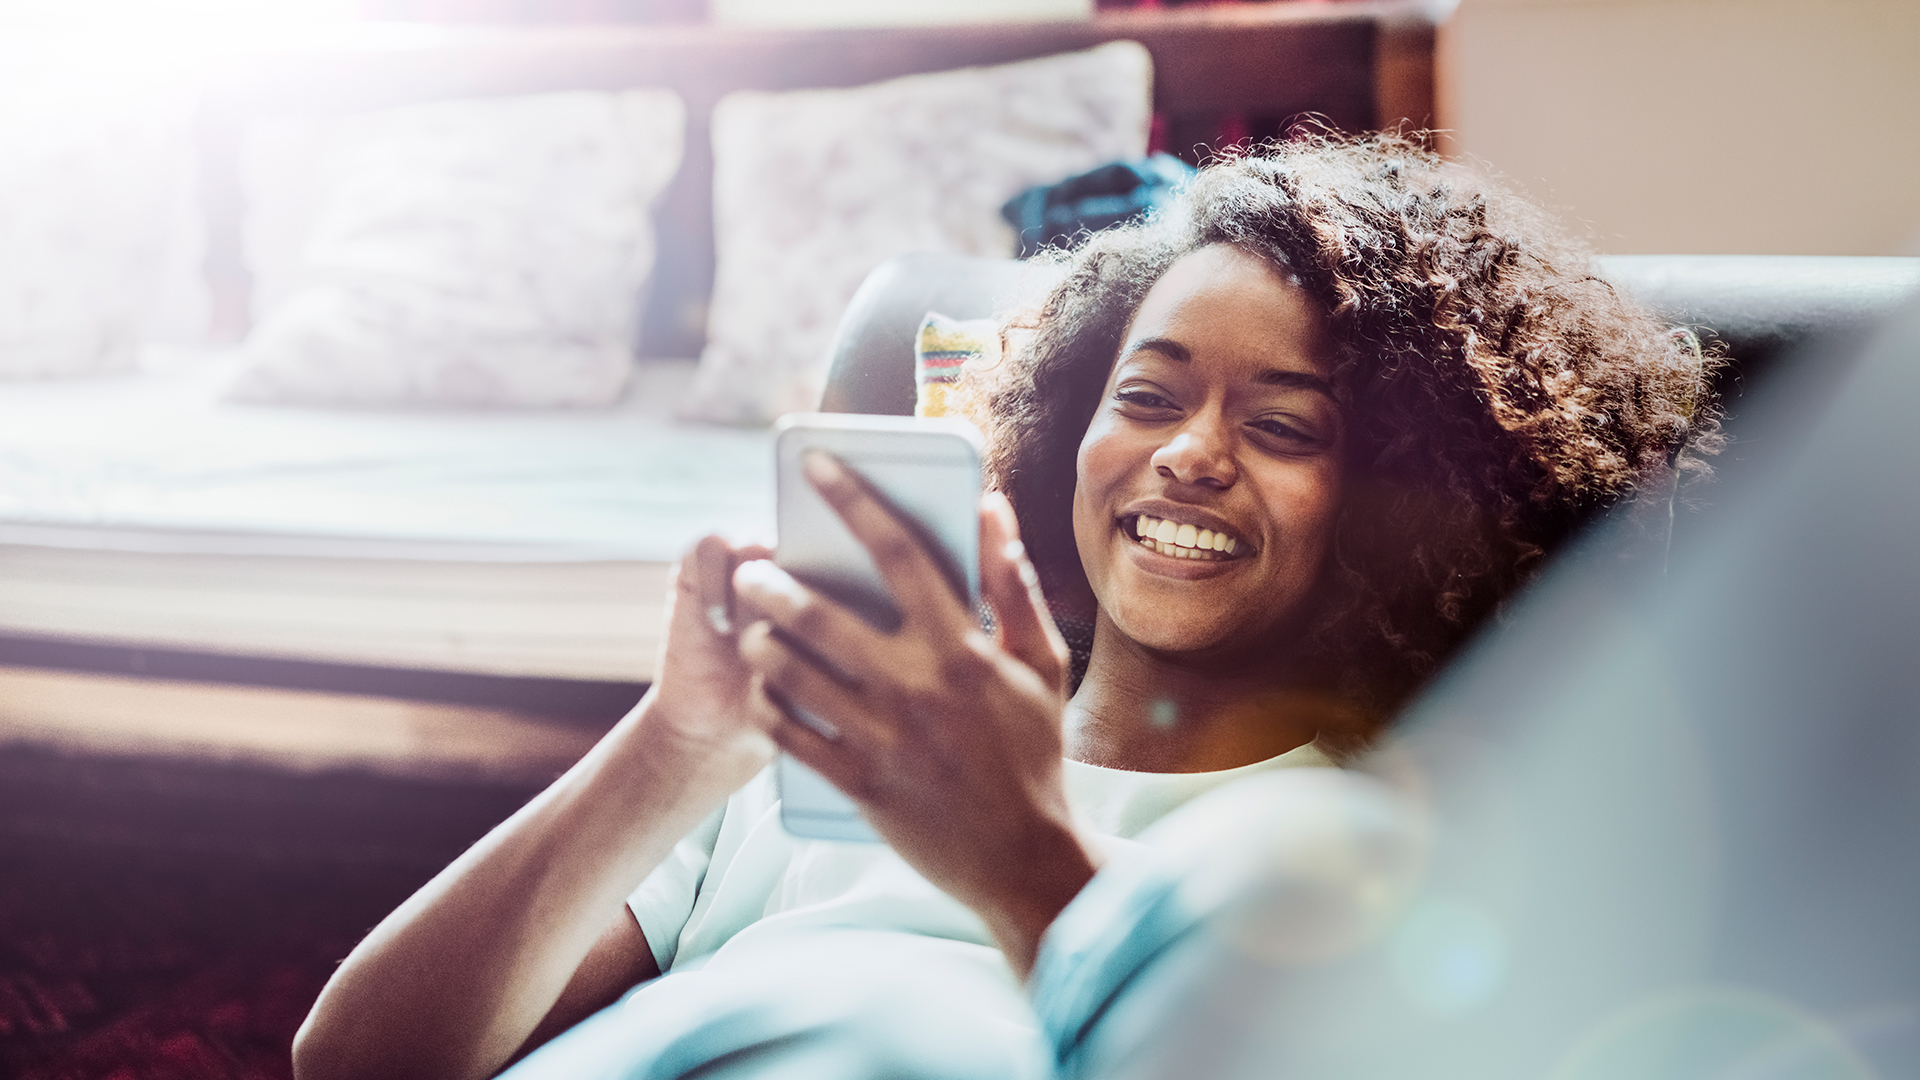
[979,493,1068,692]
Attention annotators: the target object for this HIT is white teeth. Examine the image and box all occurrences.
[1130,514,1241,558]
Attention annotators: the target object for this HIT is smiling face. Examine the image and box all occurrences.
[1071,243,1345,664]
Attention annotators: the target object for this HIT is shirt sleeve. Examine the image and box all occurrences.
[627,804,727,974]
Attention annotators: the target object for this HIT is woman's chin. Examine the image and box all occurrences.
[1100,601,1250,660]
[1086,533,1314,664]
[1096,574,1312,668]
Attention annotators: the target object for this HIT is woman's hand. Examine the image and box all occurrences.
[732,452,1100,976]
[635,535,782,807]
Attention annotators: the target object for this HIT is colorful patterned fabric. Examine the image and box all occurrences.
[913,311,1000,419]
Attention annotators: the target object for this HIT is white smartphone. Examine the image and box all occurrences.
[771,413,983,842]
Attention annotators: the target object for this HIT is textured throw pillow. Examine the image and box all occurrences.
[228,90,684,407]
[914,311,1000,421]
[682,41,1151,425]
[0,93,197,378]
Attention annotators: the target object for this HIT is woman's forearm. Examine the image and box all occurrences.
[291,690,750,1080]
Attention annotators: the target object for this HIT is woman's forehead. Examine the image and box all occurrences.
[1120,245,1335,382]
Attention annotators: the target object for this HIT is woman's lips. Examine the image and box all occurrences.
[1126,513,1244,561]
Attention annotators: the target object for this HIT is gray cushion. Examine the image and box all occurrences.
[819,253,1060,417]
[1595,254,1920,403]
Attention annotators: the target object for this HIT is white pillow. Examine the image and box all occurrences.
[228,90,684,408]
[0,93,198,379]
[681,41,1152,426]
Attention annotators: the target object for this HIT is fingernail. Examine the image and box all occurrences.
[735,559,804,602]
[802,449,842,485]
[988,491,1019,534]
[706,604,732,636]
[786,704,842,742]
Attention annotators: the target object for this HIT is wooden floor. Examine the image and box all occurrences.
[0,664,613,785]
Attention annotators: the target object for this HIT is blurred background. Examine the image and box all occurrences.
[1437,0,1920,258]
[5,0,1914,255]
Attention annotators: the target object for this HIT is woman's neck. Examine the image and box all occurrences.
[1062,610,1326,774]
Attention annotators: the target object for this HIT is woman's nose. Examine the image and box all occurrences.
[1151,420,1237,489]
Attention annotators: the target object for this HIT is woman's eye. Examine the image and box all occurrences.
[1252,417,1326,447]
[1116,388,1175,410]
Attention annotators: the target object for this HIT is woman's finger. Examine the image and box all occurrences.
[736,619,885,747]
[754,675,880,805]
[733,559,889,682]
[675,536,776,640]
[768,715,878,807]
[979,493,1069,693]
[686,535,741,637]
[802,450,974,637]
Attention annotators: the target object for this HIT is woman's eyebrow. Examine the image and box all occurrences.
[1256,369,1334,396]
[1124,336,1334,397]
[1123,337,1191,364]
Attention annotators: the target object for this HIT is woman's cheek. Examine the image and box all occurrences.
[1075,408,1127,483]
[1279,461,1345,601]
[1071,414,1129,581]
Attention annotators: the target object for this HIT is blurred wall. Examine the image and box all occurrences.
[1438,0,1920,255]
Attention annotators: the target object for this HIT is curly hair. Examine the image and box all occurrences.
[977,133,1720,732]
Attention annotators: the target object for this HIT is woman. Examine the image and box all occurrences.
[291,134,1714,1080]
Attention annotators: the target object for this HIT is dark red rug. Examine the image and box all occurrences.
[0,747,542,1080]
